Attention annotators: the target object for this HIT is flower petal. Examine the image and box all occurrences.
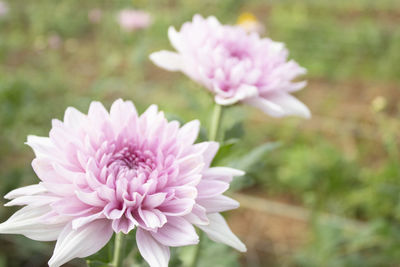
[48,220,113,267]
[159,198,195,216]
[202,167,244,183]
[137,228,170,267]
[151,217,198,246]
[184,203,209,225]
[4,184,47,199]
[177,120,200,147]
[196,180,229,198]
[197,195,239,213]
[201,141,219,168]
[214,84,259,106]
[266,92,311,118]
[168,26,183,52]
[149,51,183,71]
[25,135,57,158]
[0,205,67,241]
[198,213,246,252]
[243,97,285,117]
[5,195,59,207]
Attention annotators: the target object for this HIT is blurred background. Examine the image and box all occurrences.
[0,0,399,266]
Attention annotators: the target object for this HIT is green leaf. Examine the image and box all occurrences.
[224,121,245,141]
[231,142,281,171]
[86,260,110,267]
[86,235,114,263]
[178,235,240,267]
[212,139,239,165]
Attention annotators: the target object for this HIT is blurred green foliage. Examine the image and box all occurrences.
[0,0,399,266]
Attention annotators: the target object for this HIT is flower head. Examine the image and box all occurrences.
[0,1,8,17]
[0,99,245,267]
[150,15,310,118]
[117,9,152,31]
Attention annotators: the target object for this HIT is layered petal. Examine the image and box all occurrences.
[137,228,170,267]
[151,216,198,246]
[0,205,67,241]
[150,51,183,71]
[48,220,113,267]
[263,92,311,118]
[198,213,246,252]
[197,195,239,213]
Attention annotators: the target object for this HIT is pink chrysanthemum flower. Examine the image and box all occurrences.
[0,99,245,267]
[0,1,8,17]
[150,15,310,118]
[117,9,152,32]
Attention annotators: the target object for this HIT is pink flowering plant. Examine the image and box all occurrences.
[117,9,152,32]
[0,13,311,267]
[150,14,310,118]
[0,99,246,266]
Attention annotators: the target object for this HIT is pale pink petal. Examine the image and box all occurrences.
[4,184,47,199]
[184,204,209,225]
[159,198,195,216]
[243,97,285,117]
[0,205,67,241]
[71,212,105,230]
[168,26,183,52]
[149,51,183,71]
[48,220,113,267]
[215,84,259,105]
[177,120,200,147]
[196,180,229,198]
[265,92,311,118]
[31,159,70,184]
[139,208,167,229]
[5,195,60,207]
[198,213,246,252]
[63,107,87,131]
[197,195,239,213]
[143,193,167,209]
[137,228,170,267]
[287,81,307,92]
[75,190,107,207]
[151,217,198,246]
[201,141,219,168]
[25,135,56,158]
[202,167,244,182]
[109,98,137,133]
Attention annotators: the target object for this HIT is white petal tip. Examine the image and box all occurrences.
[239,245,247,253]
[234,170,245,177]
[149,50,182,72]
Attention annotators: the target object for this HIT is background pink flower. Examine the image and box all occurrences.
[48,34,62,50]
[150,15,310,118]
[117,9,152,31]
[0,1,8,17]
[88,8,102,24]
[0,99,245,267]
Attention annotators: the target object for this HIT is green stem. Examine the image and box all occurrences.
[209,103,223,142]
[190,103,223,267]
[190,231,204,267]
[112,232,125,267]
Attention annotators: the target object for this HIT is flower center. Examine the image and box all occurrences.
[107,147,156,178]
[229,49,247,60]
